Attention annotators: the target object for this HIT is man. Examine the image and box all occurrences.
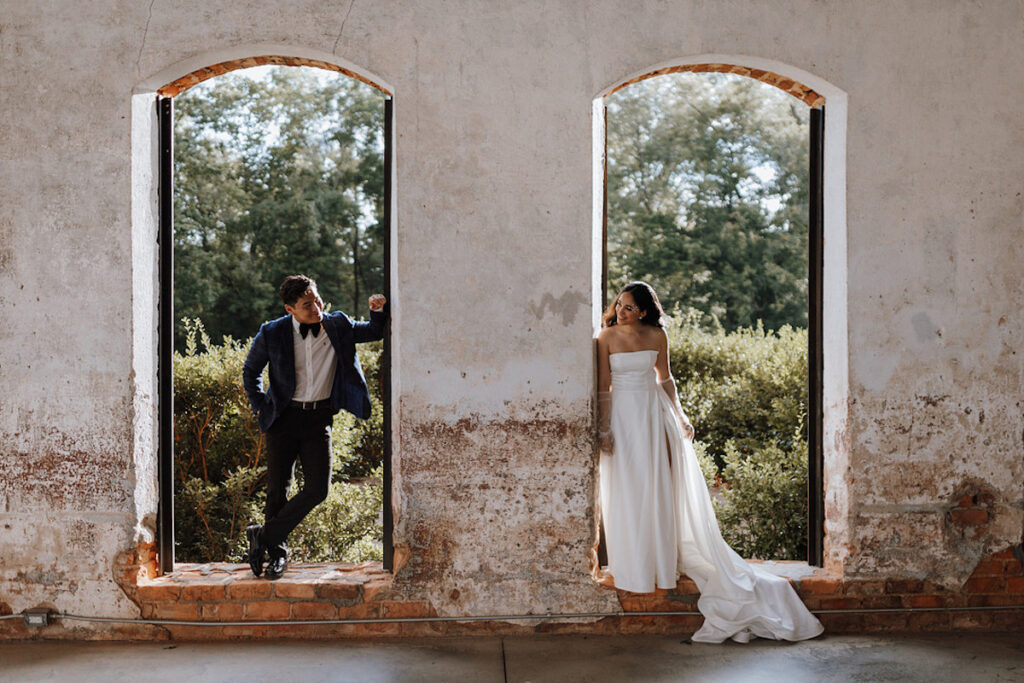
[242,274,387,579]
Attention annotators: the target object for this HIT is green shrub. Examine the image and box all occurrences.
[692,439,719,490]
[173,319,384,563]
[715,434,808,560]
[665,311,808,560]
[173,320,264,562]
[666,311,807,466]
[334,341,385,479]
[287,466,384,562]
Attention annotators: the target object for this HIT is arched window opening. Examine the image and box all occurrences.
[154,59,394,574]
[597,65,825,565]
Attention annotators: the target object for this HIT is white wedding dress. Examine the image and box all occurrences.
[599,350,824,643]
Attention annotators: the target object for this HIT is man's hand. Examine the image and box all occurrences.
[368,294,387,312]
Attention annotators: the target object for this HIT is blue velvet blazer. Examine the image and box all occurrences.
[242,308,387,432]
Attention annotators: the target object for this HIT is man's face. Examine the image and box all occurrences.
[284,288,324,325]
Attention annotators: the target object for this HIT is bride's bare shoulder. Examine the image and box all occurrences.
[640,325,668,343]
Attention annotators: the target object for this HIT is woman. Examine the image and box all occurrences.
[596,282,823,643]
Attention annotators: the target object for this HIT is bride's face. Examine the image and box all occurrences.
[615,292,644,326]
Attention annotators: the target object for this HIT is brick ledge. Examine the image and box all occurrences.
[137,561,396,617]
[5,551,1020,640]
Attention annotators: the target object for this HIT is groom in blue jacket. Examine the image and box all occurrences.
[242,274,387,579]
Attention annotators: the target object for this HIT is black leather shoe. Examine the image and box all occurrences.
[265,552,287,580]
[246,525,266,577]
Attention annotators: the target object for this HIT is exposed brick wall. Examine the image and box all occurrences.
[156,55,391,97]
[3,548,1020,640]
[949,485,998,539]
[605,63,825,108]
[798,547,1024,632]
[112,541,158,607]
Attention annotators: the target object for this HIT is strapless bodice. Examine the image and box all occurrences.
[610,350,658,391]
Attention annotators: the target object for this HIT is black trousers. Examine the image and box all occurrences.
[261,404,334,554]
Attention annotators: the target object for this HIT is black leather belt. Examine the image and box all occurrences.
[290,399,330,411]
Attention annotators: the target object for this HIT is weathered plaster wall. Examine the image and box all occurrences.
[1,0,1022,630]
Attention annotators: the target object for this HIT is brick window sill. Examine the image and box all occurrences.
[135,561,416,623]
[597,560,834,614]
[127,551,1023,636]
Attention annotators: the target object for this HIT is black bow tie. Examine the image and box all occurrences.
[299,321,321,339]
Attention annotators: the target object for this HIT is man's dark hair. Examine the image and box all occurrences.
[279,275,318,306]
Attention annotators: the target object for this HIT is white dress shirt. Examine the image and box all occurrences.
[291,317,337,402]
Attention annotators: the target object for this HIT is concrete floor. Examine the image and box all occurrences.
[1,634,1023,682]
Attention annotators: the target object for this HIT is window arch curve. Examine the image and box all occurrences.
[155,54,392,98]
[136,45,394,96]
[603,62,824,109]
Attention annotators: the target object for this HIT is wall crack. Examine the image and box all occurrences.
[136,0,157,76]
[333,0,357,54]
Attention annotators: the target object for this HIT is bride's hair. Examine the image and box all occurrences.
[602,281,665,328]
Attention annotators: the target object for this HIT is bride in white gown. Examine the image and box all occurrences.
[596,282,823,643]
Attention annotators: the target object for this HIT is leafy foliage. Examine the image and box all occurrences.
[173,67,386,352]
[667,311,807,466]
[607,73,809,332]
[666,313,808,560]
[173,320,264,562]
[716,437,808,561]
[336,342,386,479]
[173,320,384,563]
[287,465,383,563]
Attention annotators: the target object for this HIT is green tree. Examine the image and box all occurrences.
[606,74,809,332]
[173,67,386,352]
